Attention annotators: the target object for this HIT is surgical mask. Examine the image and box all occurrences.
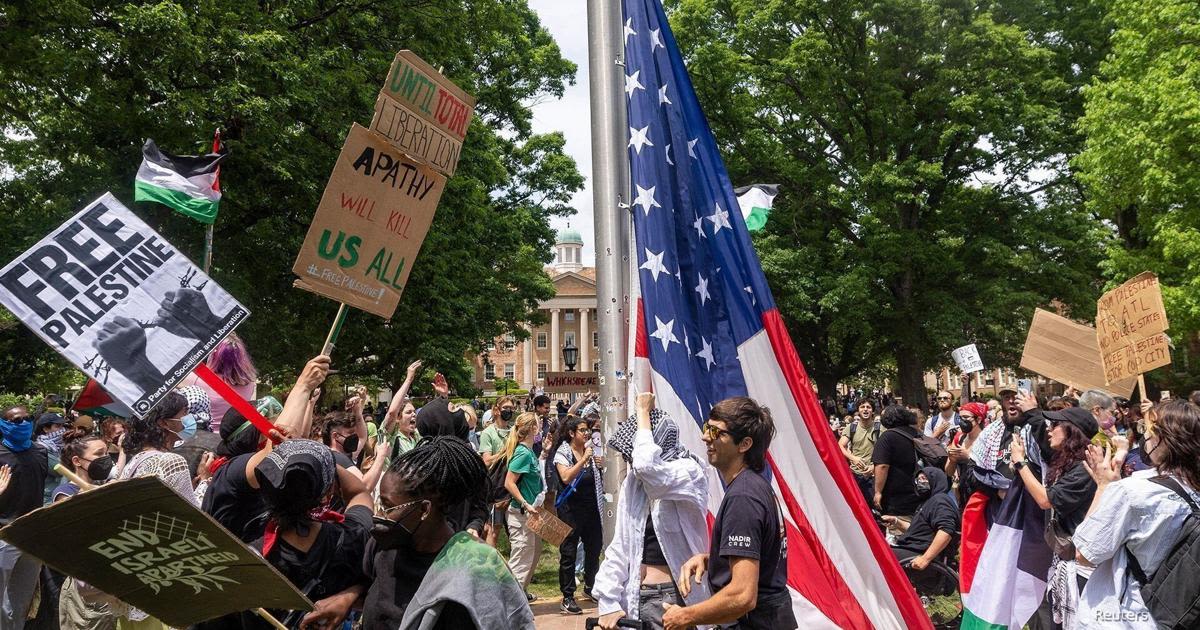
[500,409,514,422]
[86,455,115,481]
[178,414,198,440]
[915,478,931,497]
[0,419,34,452]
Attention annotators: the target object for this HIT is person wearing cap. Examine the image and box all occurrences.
[1011,403,1100,630]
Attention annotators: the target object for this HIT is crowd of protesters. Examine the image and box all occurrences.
[0,334,801,630]
[831,380,1200,629]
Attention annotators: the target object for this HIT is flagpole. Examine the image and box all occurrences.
[203,224,213,273]
[588,0,631,546]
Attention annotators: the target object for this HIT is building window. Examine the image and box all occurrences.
[537,363,547,380]
[486,339,495,351]
[565,311,575,322]
[504,333,515,352]
[536,332,547,349]
[565,331,576,348]
[592,361,600,373]
[484,363,495,380]
[504,363,515,380]
[592,331,599,348]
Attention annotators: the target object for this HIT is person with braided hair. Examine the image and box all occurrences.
[354,436,534,630]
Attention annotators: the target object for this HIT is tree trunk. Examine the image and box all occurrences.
[894,347,928,412]
[814,373,840,403]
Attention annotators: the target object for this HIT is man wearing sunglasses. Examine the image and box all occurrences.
[663,397,797,630]
[0,405,50,630]
[924,391,960,447]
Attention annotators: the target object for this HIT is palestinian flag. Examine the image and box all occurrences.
[960,475,1054,629]
[134,138,227,224]
[72,379,133,418]
[733,183,778,232]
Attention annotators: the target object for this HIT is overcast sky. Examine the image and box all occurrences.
[528,0,596,265]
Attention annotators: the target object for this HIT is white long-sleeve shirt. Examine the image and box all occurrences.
[593,428,712,621]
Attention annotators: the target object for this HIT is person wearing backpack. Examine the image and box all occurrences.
[1073,399,1200,630]
[839,400,880,505]
[1010,406,1098,629]
[872,405,927,533]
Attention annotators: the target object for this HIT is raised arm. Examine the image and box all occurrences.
[383,360,422,433]
[275,355,331,439]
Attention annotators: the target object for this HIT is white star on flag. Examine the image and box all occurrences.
[744,285,756,305]
[688,138,699,158]
[697,337,715,369]
[624,18,637,43]
[650,316,679,351]
[634,185,661,215]
[640,248,669,281]
[695,274,710,305]
[693,216,706,238]
[625,70,645,97]
[707,202,732,233]
[658,83,671,106]
[629,125,654,154]
[650,28,665,51]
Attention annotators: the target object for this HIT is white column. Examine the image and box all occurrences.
[522,323,534,389]
[550,308,561,372]
[579,308,590,373]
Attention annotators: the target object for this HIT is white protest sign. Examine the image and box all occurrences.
[0,193,249,417]
[952,344,985,374]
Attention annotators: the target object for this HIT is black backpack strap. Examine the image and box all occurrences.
[1149,475,1200,514]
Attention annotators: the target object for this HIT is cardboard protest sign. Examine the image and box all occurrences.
[1020,308,1136,398]
[293,123,447,319]
[1096,272,1171,384]
[370,93,464,178]
[0,477,311,627]
[951,344,985,374]
[379,51,475,144]
[544,371,599,394]
[0,193,248,417]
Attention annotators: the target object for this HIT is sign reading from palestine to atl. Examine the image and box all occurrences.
[1095,272,1171,385]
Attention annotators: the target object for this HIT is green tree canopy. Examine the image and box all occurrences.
[0,0,582,394]
[668,0,1108,402]
[1076,0,1200,385]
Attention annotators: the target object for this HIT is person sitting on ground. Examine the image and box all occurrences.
[350,436,534,630]
[595,392,711,630]
[1073,399,1200,630]
[884,467,959,593]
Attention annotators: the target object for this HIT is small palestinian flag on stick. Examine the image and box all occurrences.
[134,137,228,224]
[733,183,779,232]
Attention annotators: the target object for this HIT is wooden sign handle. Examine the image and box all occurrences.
[1138,374,1148,401]
[252,608,289,630]
[321,303,349,356]
[53,464,96,492]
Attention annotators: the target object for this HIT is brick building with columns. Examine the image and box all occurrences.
[471,228,599,394]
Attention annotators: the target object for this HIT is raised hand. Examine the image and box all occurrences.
[406,360,423,380]
[432,372,449,398]
[155,287,222,339]
[636,391,655,413]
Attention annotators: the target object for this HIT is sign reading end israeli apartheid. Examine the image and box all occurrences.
[0,477,311,627]
[543,371,599,394]
[293,123,447,319]
[1021,308,1136,398]
[0,194,248,417]
[951,344,984,374]
[1095,272,1171,385]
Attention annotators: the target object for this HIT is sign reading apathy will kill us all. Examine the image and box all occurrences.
[0,193,248,417]
[293,123,446,319]
[0,477,312,628]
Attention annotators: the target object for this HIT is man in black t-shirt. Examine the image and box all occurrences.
[663,397,797,630]
[0,405,49,630]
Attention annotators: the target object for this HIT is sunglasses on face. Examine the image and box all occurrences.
[937,396,952,401]
[701,423,733,441]
[380,498,425,518]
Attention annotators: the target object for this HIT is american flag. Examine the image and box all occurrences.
[621,0,930,627]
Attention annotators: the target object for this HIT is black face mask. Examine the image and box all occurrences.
[914,478,931,498]
[959,420,974,434]
[340,434,359,454]
[86,455,114,481]
[500,409,514,422]
[370,511,423,551]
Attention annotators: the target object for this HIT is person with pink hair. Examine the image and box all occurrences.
[180,333,258,430]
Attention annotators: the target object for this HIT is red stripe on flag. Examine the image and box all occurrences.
[195,364,278,442]
[768,452,872,628]
[959,491,990,594]
[760,309,931,629]
[634,298,649,359]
